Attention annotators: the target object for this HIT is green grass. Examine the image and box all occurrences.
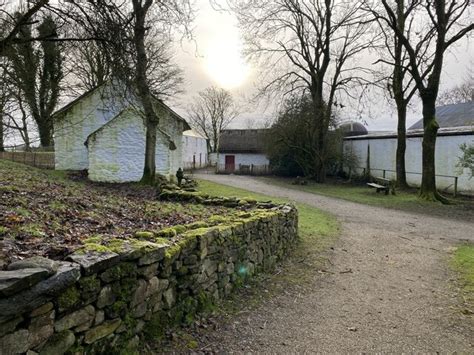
[261,176,474,219]
[197,179,339,287]
[452,243,474,309]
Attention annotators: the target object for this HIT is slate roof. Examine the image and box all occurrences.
[218,129,269,154]
[52,82,190,130]
[409,101,473,129]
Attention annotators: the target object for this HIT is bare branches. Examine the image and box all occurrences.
[187,87,239,153]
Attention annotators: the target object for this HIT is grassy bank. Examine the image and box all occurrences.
[452,243,474,310]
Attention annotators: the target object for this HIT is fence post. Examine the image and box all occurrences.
[383,170,386,178]
[454,177,458,198]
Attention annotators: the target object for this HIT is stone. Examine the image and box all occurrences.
[95,310,105,326]
[145,277,160,297]
[39,330,75,355]
[183,255,198,266]
[97,285,115,308]
[74,318,94,332]
[84,319,121,344]
[55,305,95,332]
[0,268,50,297]
[8,257,59,275]
[137,263,158,280]
[201,259,217,277]
[131,302,147,318]
[100,262,137,283]
[0,262,80,323]
[28,310,54,348]
[163,288,176,309]
[130,279,147,307]
[0,316,23,337]
[27,351,39,355]
[67,251,120,275]
[138,245,167,266]
[0,329,30,354]
[30,302,54,317]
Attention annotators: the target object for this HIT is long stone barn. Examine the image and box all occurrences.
[343,102,474,195]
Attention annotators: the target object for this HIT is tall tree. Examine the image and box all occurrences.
[188,86,239,154]
[370,1,418,188]
[372,0,473,202]
[7,13,62,147]
[230,0,373,182]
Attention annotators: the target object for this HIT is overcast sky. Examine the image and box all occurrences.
[172,0,473,132]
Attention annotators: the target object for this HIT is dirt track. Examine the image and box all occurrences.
[191,174,473,353]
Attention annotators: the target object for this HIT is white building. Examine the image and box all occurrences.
[216,129,270,175]
[343,102,474,195]
[53,83,190,182]
[182,130,208,170]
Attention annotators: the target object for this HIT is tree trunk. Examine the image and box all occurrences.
[142,120,158,184]
[419,96,447,202]
[133,0,156,184]
[37,119,53,148]
[0,118,4,152]
[395,105,408,188]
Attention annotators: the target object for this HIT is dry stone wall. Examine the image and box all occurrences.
[0,196,298,354]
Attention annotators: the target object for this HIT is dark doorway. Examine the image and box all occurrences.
[225,155,235,172]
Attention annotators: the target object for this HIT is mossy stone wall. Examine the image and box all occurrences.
[0,203,297,354]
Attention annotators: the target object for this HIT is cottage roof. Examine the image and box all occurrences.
[52,83,190,131]
[218,129,269,154]
[408,101,473,130]
[85,107,176,149]
[183,130,207,139]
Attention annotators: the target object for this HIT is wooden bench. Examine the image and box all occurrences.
[367,177,395,195]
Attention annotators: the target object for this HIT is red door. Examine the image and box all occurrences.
[225,155,235,172]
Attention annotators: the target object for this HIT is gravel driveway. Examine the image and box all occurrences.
[192,173,473,353]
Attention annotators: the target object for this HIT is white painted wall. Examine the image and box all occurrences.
[87,109,177,182]
[54,85,128,170]
[217,153,269,167]
[343,133,474,195]
[182,131,208,169]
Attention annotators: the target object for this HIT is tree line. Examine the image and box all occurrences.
[0,0,472,202]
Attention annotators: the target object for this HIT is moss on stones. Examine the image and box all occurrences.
[57,286,81,311]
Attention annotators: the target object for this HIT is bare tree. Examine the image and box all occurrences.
[369,0,418,188]
[437,75,473,106]
[0,0,49,57]
[228,0,374,182]
[369,0,473,202]
[188,86,239,154]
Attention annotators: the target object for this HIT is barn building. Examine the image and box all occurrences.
[53,83,190,182]
[182,130,209,170]
[343,102,474,195]
[215,129,270,174]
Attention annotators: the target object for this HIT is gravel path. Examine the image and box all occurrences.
[193,173,474,353]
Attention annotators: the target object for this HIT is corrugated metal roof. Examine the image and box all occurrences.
[409,101,473,129]
[218,129,268,153]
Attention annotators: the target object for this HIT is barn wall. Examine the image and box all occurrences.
[182,133,208,169]
[217,153,270,167]
[343,133,474,195]
[54,86,128,170]
[87,110,172,183]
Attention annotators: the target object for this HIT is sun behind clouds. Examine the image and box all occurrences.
[205,37,250,89]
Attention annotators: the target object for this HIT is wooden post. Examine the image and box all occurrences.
[383,170,386,178]
[454,177,458,198]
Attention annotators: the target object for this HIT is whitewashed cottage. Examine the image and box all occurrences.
[53,83,190,182]
[182,130,209,170]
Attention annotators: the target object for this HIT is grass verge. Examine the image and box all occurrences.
[260,176,474,219]
[451,243,474,312]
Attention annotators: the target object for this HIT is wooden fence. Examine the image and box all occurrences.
[0,151,55,169]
